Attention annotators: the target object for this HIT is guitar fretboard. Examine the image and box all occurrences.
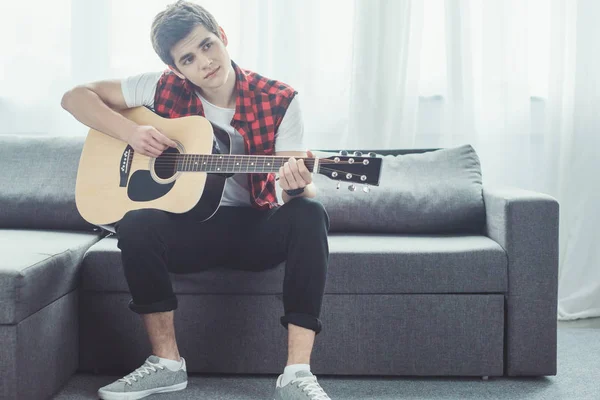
[175,154,317,173]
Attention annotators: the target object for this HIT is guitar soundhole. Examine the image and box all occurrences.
[154,147,180,179]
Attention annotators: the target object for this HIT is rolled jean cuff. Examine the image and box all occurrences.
[281,313,323,335]
[128,296,178,314]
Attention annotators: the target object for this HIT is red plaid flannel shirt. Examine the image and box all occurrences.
[153,61,297,210]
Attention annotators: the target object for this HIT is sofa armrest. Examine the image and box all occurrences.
[483,185,559,376]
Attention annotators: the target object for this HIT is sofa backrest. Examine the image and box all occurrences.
[0,136,485,234]
[0,135,96,231]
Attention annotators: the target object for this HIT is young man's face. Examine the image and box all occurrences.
[169,24,232,91]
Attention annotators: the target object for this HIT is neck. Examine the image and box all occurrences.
[197,64,237,109]
[175,154,318,174]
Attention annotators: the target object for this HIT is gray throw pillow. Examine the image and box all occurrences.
[313,144,485,233]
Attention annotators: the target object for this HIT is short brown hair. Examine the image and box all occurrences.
[151,0,220,67]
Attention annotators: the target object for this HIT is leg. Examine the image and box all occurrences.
[237,197,330,362]
[142,311,180,360]
[98,206,251,400]
[114,207,247,360]
[287,323,316,366]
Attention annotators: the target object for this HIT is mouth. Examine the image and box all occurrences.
[204,66,220,79]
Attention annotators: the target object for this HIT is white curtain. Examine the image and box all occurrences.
[551,0,600,320]
[0,0,598,319]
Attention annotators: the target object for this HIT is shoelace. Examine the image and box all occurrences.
[294,376,331,400]
[118,361,165,386]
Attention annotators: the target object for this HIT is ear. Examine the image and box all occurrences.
[218,26,228,46]
[168,65,186,80]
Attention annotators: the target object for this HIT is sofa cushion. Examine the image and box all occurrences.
[0,135,95,231]
[0,230,101,324]
[81,233,507,295]
[313,144,485,233]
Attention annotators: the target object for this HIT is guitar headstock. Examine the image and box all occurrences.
[316,151,382,192]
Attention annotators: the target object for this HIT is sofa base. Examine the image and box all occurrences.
[80,293,504,377]
[0,290,79,400]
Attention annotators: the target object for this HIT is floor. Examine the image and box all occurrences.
[52,317,600,400]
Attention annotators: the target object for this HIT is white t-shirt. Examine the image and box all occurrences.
[121,71,305,207]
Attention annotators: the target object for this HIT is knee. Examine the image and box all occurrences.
[286,197,330,231]
[115,209,166,246]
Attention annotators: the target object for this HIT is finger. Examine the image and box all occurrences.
[288,158,307,187]
[147,137,167,154]
[150,134,168,151]
[151,129,178,148]
[143,145,161,158]
[283,162,300,189]
[279,166,291,190]
[287,157,300,176]
[297,159,313,184]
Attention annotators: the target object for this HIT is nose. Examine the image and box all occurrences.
[199,55,213,71]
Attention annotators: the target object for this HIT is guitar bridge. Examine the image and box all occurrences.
[119,145,134,187]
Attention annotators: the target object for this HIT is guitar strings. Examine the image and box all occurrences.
[127,158,366,167]
[125,162,361,175]
[125,156,363,164]
[126,161,368,175]
[121,155,376,178]
[119,153,371,161]
[123,165,371,183]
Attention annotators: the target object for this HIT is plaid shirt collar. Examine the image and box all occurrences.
[182,60,256,124]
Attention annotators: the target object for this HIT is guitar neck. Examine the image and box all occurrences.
[175,154,317,174]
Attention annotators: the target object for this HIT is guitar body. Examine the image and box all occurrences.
[75,107,226,225]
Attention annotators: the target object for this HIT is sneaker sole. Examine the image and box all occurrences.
[98,381,187,400]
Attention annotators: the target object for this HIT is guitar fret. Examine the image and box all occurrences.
[175,155,316,173]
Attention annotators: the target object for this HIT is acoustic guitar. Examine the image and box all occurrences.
[75,106,382,225]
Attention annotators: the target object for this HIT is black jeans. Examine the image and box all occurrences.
[114,197,330,334]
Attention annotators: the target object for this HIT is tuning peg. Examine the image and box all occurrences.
[348,184,356,191]
[339,150,348,156]
[368,152,377,158]
[353,151,363,156]
[362,186,371,193]
[336,182,341,189]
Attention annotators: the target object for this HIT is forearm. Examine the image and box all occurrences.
[61,87,137,142]
[282,182,317,203]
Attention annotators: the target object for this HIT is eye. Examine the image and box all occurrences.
[183,57,193,65]
[203,42,212,51]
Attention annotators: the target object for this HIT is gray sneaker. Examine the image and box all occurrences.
[98,356,187,400]
[274,370,332,400]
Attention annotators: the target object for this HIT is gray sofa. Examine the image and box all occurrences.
[0,135,559,400]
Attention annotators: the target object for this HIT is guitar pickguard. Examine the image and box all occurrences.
[127,170,175,201]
